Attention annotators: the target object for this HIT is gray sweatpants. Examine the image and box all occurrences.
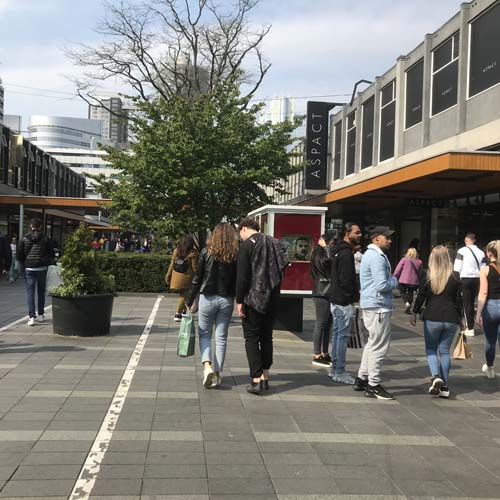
[357,309,392,386]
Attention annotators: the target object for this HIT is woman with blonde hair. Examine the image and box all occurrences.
[187,223,239,388]
[476,240,500,379]
[393,247,422,313]
[411,245,464,398]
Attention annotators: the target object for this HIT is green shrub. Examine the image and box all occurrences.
[96,252,171,293]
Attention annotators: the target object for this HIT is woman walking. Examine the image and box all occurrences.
[411,245,463,398]
[166,235,198,322]
[476,240,500,379]
[187,223,238,388]
[310,233,333,367]
[394,247,422,313]
[9,236,20,282]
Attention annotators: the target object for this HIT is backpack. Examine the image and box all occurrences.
[173,256,189,273]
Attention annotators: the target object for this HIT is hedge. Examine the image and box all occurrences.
[96,252,171,293]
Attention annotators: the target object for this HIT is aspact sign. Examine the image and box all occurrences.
[305,101,335,192]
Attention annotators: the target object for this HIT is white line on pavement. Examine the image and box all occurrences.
[0,305,53,333]
[68,296,163,500]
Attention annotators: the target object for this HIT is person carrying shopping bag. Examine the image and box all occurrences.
[411,245,464,398]
[187,223,238,388]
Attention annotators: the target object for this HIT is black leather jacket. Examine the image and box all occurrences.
[187,248,237,306]
[310,245,331,297]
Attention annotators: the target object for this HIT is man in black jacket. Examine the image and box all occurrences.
[329,222,362,384]
[236,218,288,395]
[0,233,12,278]
[17,218,54,326]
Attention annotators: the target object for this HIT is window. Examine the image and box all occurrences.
[405,59,424,128]
[379,80,396,162]
[345,112,356,176]
[432,32,459,115]
[361,97,374,169]
[469,2,500,97]
[333,121,342,180]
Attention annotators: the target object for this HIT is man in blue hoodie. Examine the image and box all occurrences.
[354,226,399,400]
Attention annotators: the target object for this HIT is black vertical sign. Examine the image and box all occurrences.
[306,101,334,191]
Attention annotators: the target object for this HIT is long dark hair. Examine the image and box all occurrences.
[177,235,195,259]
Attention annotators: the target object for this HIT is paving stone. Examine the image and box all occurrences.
[143,464,206,478]
[271,478,339,495]
[11,464,82,480]
[208,477,275,495]
[94,464,145,478]
[145,452,206,465]
[22,451,90,465]
[207,463,267,478]
[88,479,142,496]
[141,478,208,495]
[0,479,75,497]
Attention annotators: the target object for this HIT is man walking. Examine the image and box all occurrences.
[329,222,362,384]
[454,232,486,336]
[17,218,54,326]
[236,218,289,395]
[354,226,399,400]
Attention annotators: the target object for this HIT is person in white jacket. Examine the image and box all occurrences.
[454,232,486,336]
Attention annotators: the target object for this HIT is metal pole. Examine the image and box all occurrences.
[19,204,24,239]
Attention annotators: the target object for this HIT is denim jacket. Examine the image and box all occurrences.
[360,244,399,309]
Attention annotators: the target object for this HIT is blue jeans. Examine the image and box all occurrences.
[25,269,48,318]
[482,299,500,367]
[198,294,234,373]
[423,320,457,384]
[330,304,355,376]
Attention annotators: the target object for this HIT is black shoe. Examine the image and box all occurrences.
[353,377,368,392]
[323,354,332,364]
[246,382,263,395]
[312,356,331,367]
[174,313,182,322]
[260,380,269,391]
[365,384,396,400]
[429,376,444,396]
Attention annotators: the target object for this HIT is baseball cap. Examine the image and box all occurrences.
[370,226,395,238]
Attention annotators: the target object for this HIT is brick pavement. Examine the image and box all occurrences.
[0,279,499,499]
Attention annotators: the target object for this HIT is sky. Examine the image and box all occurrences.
[0,0,466,129]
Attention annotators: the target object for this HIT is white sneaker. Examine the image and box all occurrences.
[36,315,46,323]
[463,329,475,337]
[28,317,36,326]
[212,374,221,387]
[203,366,215,388]
[482,363,495,379]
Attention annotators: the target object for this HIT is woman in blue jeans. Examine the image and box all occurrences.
[412,245,464,398]
[187,223,238,388]
[476,240,500,380]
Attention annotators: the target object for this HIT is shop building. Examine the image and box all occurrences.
[282,0,500,264]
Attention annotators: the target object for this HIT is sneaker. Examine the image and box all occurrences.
[212,374,221,387]
[365,384,396,400]
[482,363,495,379]
[323,354,332,365]
[174,313,182,322]
[203,366,215,388]
[429,376,444,395]
[463,328,475,337]
[312,356,331,368]
[27,317,36,326]
[36,315,46,323]
[405,302,411,314]
[330,372,355,385]
[353,376,368,392]
[246,381,263,395]
[439,386,450,398]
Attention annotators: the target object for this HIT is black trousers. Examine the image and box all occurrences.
[399,284,418,306]
[462,277,479,330]
[312,297,332,355]
[242,296,279,379]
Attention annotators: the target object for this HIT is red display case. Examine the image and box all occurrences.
[247,205,327,295]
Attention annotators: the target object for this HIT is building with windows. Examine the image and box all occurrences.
[275,0,500,264]
[88,93,129,147]
[3,115,22,134]
[28,116,102,150]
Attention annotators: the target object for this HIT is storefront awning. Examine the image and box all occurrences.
[304,151,500,208]
[0,195,112,215]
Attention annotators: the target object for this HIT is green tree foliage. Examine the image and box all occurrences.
[51,226,115,297]
[98,80,303,236]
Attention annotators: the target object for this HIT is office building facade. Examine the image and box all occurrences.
[88,93,129,147]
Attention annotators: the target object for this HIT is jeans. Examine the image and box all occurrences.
[330,303,355,376]
[9,258,20,281]
[198,294,234,373]
[25,269,48,318]
[423,320,457,385]
[399,284,418,306]
[312,297,332,355]
[482,299,500,367]
[462,278,479,330]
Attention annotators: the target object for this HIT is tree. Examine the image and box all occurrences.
[98,79,303,236]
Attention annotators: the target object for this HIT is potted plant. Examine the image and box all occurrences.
[50,225,115,336]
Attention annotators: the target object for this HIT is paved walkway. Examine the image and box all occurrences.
[0,279,499,499]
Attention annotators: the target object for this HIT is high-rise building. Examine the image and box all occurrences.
[259,96,295,125]
[0,78,4,124]
[3,114,21,134]
[28,116,102,150]
[88,93,129,147]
